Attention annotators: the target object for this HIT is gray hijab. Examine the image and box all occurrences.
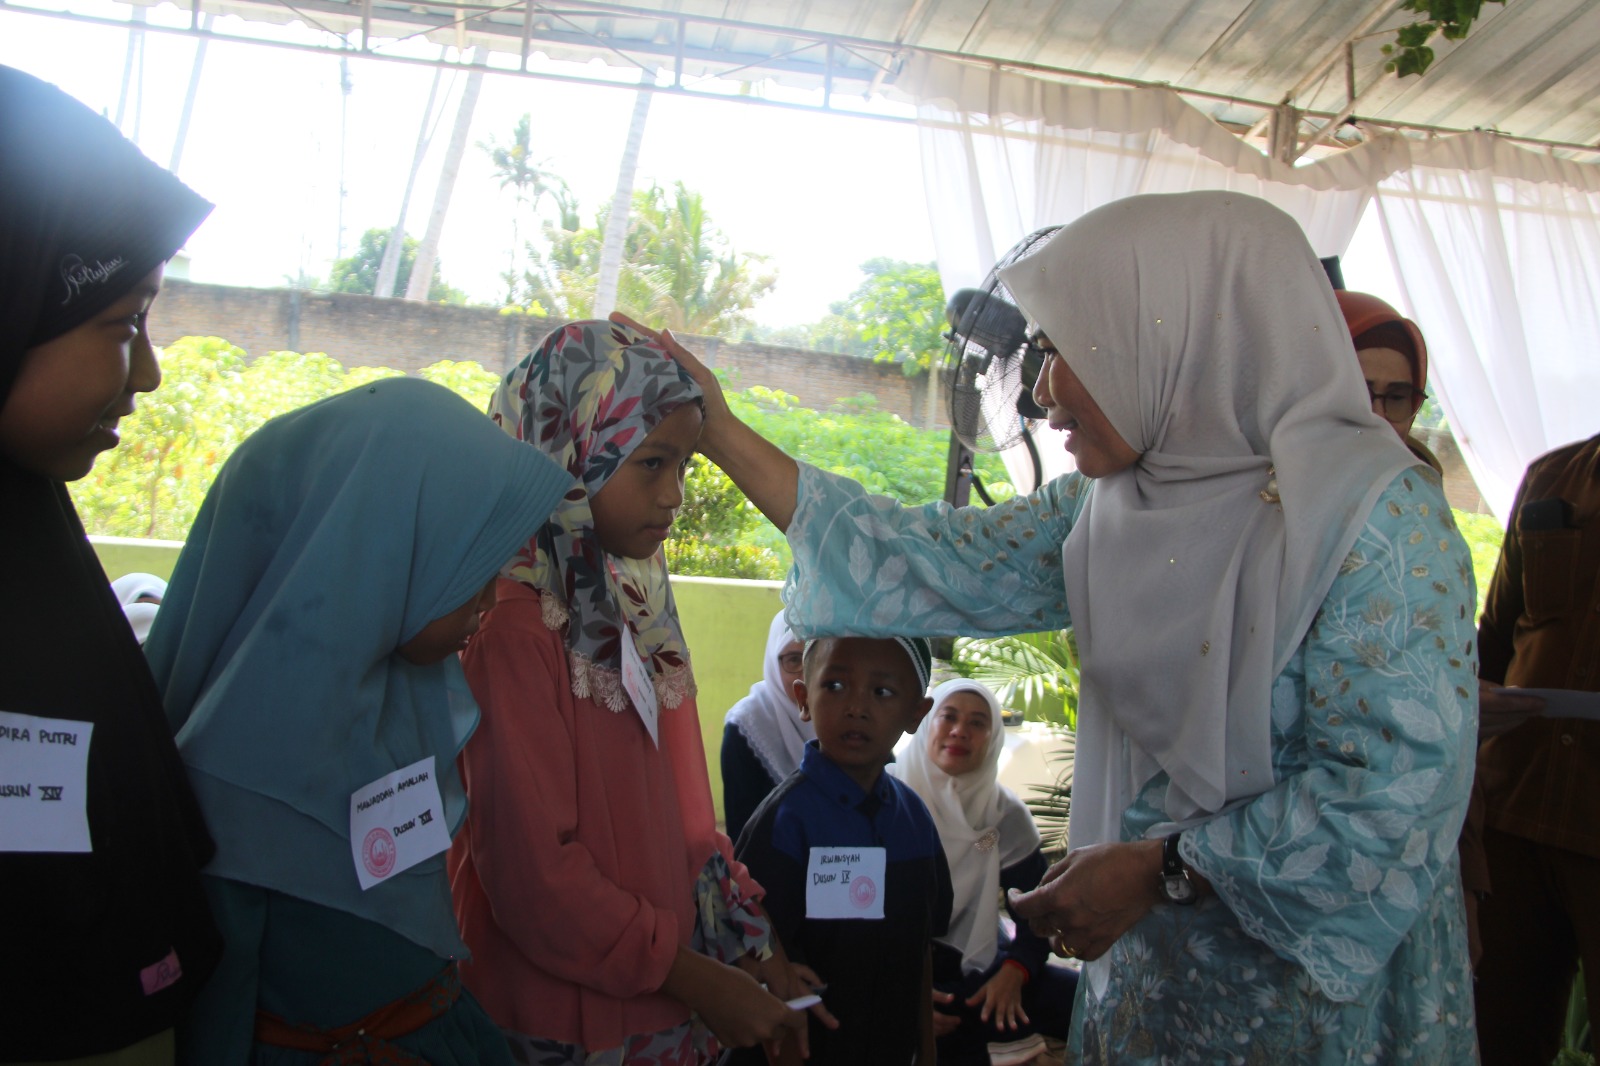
[1001,191,1415,847]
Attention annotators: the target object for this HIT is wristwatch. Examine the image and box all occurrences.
[1161,831,1198,906]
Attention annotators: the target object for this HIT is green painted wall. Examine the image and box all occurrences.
[670,576,786,824]
[93,539,782,827]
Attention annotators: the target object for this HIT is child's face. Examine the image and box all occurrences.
[927,690,994,777]
[797,637,933,792]
[590,402,703,560]
[0,264,165,481]
[397,576,498,665]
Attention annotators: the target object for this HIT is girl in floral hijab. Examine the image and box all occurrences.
[450,321,820,1066]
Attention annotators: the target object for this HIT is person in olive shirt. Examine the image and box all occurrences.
[1473,432,1600,1065]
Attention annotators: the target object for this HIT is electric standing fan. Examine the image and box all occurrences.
[940,225,1059,503]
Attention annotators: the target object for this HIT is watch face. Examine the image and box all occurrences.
[1164,874,1196,903]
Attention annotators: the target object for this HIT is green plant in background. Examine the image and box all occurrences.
[664,374,1015,577]
[1555,962,1593,1065]
[667,454,788,580]
[952,629,1079,730]
[1383,0,1505,78]
[1454,508,1504,615]
[324,227,469,304]
[72,339,498,541]
[417,359,502,414]
[524,181,776,336]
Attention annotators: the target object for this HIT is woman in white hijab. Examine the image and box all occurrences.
[111,571,166,645]
[721,609,812,841]
[614,190,1479,1064]
[890,679,1074,1066]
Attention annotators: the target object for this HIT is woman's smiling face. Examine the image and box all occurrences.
[0,264,165,481]
[927,689,994,777]
[1030,333,1140,478]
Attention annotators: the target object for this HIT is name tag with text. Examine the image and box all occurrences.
[348,756,451,890]
[0,709,93,853]
[806,846,886,919]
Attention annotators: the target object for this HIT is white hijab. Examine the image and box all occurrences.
[725,610,813,785]
[890,678,1040,973]
[999,191,1415,851]
[111,571,167,646]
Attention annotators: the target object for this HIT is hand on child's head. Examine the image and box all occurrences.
[589,402,703,560]
[0,264,165,481]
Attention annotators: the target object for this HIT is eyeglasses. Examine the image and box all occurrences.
[1367,384,1426,422]
[777,652,804,675]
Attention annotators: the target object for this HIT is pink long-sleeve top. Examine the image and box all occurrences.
[449,579,760,1052]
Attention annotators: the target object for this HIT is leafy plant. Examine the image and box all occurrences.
[1453,509,1504,616]
[748,259,949,376]
[72,341,497,540]
[325,227,467,304]
[1383,0,1505,78]
[1023,736,1076,861]
[1555,962,1593,1065]
[953,629,1079,730]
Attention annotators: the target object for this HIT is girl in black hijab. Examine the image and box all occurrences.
[0,65,221,1063]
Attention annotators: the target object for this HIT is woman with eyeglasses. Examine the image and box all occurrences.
[721,610,813,841]
[1336,289,1444,474]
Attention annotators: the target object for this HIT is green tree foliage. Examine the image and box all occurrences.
[749,259,948,377]
[834,259,947,376]
[1383,0,1504,77]
[525,181,776,336]
[326,227,467,304]
[71,338,496,540]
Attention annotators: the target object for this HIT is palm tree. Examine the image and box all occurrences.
[482,114,570,305]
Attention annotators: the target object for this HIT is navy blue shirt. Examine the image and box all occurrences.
[732,742,953,1066]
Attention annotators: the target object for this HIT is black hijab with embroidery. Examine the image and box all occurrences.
[0,64,220,1058]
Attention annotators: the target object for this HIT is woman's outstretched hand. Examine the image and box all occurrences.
[609,312,732,438]
[1006,840,1167,962]
[607,311,801,532]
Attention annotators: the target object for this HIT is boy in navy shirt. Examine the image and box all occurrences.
[733,636,953,1066]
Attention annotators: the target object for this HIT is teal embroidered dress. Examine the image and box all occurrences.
[783,462,1479,1065]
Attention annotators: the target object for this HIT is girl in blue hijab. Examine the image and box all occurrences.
[144,376,572,1065]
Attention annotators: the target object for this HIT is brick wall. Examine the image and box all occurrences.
[152,280,942,427]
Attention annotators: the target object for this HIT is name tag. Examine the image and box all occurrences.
[348,756,451,891]
[806,846,886,920]
[0,710,93,853]
[619,631,660,748]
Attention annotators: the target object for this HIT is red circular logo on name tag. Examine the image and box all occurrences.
[363,827,397,878]
[850,875,877,909]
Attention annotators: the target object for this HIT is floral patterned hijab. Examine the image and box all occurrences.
[490,320,703,713]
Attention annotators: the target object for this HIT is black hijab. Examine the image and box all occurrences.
[0,65,221,1058]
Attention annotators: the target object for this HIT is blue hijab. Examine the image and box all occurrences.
[145,376,572,957]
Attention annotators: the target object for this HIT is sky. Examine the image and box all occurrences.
[1,0,1406,329]
[0,0,939,327]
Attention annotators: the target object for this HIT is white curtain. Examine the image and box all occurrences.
[1373,135,1600,518]
[906,53,1600,505]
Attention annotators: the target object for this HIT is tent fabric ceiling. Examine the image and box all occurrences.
[115,0,1600,154]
